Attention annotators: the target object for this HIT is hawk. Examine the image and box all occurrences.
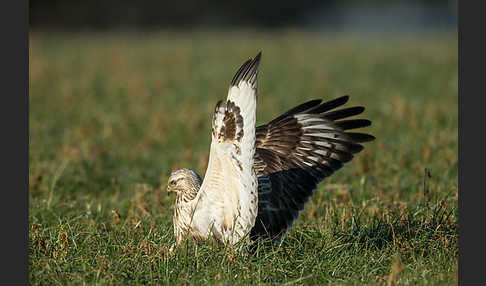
[167,52,375,246]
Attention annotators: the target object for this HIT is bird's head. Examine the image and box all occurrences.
[166,168,202,199]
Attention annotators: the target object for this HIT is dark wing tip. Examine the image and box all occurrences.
[230,52,262,87]
[335,119,372,130]
[346,132,376,143]
[324,106,365,120]
[254,51,262,62]
[311,95,350,114]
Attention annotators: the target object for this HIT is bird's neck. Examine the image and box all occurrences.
[172,170,203,244]
[175,187,199,205]
[173,184,201,245]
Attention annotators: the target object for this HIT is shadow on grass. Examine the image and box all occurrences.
[248,196,457,260]
[335,199,457,255]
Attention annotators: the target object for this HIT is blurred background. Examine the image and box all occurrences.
[29,0,458,190]
[30,0,456,32]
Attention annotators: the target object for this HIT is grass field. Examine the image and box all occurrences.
[29,30,458,285]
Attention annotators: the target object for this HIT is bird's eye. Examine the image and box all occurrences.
[169,180,176,187]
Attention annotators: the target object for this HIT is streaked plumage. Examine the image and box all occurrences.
[167,52,375,247]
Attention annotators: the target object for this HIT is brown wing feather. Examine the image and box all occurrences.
[250,95,375,240]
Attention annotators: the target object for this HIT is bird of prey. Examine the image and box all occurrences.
[167,52,375,247]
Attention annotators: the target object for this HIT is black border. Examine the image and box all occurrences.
[2,0,29,283]
[458,0,482,285]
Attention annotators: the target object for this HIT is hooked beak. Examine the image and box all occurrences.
[164,184,171,196]
[166,185,175,196]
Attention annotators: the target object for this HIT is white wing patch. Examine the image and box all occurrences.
[190,53,261,244]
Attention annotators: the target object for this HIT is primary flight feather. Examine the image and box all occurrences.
[167,52,375,246]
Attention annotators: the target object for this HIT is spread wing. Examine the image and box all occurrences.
[195,53,261,242]
[250,95,375,240]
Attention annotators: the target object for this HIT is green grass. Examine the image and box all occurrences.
[29,30,458,285]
